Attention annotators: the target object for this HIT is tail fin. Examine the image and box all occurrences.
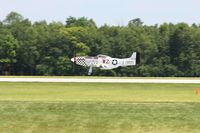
[130,52,136,59]
[130,52,140,65]
[136,52,140,64]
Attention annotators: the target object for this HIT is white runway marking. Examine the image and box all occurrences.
[0,78,199,83]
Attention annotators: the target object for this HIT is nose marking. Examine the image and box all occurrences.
[75,57,87,66]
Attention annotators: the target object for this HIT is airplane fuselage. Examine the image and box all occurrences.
[71,52,139,75]
[71,55,136,70]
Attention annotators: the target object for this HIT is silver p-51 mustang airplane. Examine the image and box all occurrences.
[71,52,140,75]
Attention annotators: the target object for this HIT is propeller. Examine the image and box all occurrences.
[72,50,76,75]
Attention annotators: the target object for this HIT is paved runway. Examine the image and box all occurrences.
[0,78,200,83]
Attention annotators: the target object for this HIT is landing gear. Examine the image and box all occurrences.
[88,67,93,75]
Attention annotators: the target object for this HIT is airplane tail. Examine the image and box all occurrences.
[130,52,140,65]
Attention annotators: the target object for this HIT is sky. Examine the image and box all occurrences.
[0,0,200,26]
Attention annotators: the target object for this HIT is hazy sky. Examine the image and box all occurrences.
[1,0,200,26]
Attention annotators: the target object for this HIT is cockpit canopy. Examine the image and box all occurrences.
[97,54,110,58]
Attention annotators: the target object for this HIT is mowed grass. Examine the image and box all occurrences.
[1,83,200,102]
[0,82,200,133]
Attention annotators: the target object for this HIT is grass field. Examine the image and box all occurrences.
[1,76,200,79]
[0,82,200,133]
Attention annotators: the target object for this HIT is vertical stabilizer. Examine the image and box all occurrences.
[130,52,140,65]
[136,52,140,64]
[130,52,136,60]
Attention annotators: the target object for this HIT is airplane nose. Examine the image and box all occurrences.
[71,58,74,62]
[71,57,76,63]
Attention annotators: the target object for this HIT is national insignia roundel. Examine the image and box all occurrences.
[112,59,118,65]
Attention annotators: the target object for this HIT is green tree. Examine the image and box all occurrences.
[66,16,97,28]
[0,30,18,75]
[128,18,143,27]
[169,23,195,76]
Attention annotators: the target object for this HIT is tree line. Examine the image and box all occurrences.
[0,11,200,76]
